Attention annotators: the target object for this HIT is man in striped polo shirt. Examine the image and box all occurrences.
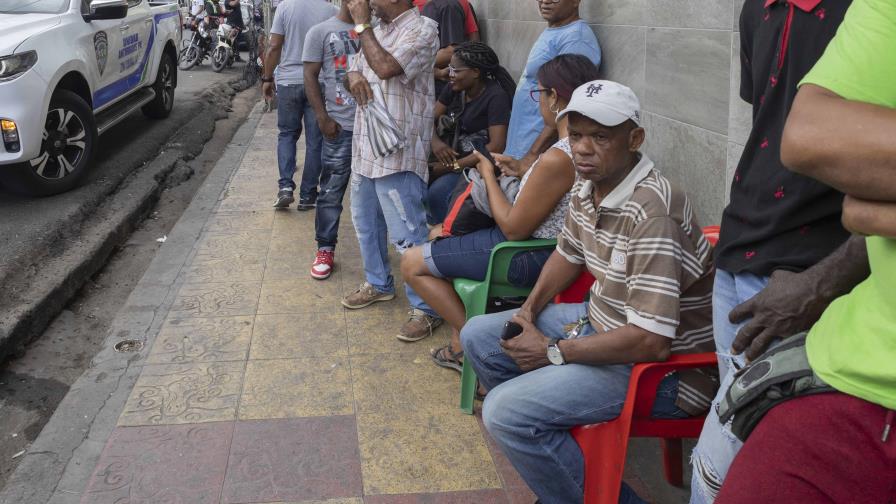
[460,81,716,504]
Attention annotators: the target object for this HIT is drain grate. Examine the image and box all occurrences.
[114,340,144,352]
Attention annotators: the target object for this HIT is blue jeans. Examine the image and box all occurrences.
[422,226,551,286]
[315,129,353,249]
[426,171,462,225]
[690,269,769,504]
[461,302,687,504]
[276,83,324,199]
[349,171,436,316]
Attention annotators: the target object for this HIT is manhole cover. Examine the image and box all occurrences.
[114,340,144,353]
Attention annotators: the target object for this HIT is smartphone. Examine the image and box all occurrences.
[501,321,524,340]
[470,137,500,176]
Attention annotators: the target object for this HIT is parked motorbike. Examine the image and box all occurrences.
[211,21,237,73]
[178,17,217,70]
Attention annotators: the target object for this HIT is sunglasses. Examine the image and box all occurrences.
[529,88,551,102]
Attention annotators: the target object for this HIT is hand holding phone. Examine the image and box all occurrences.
[501,321,524,340]
[470,138,500,177]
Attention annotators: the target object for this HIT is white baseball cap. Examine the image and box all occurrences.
[556,80,642,127]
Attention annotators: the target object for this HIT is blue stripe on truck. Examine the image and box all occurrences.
[92,10,179,108]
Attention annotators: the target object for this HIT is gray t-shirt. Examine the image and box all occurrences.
[302,17,360,130]
[270,0,336,86]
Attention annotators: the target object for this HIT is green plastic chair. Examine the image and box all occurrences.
[453,238,557,414]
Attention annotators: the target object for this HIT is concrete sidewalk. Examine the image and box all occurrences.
[3,106,690,504]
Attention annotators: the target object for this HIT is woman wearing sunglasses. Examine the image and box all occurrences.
[401,54,600,371]
[426,42,516,225]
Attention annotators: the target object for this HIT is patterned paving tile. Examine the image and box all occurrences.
[239,357,353,419]
[118,361,244,426]
[351,354,501,494]
[170,282,261,318]
[246,500,363,504]
[80,422,233,504]
[363,490,508,503]
[249,313,348,360]
[205,211,274,233]
[195,230,272,257]
[221,417,363,503]
[179,255,267,283]
[504,486,538,504]
[262,251,341,282]
[147,315,254,364]
[257,278,344,315]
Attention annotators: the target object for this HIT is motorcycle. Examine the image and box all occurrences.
[178,16,217,70]
[211,21,237,73]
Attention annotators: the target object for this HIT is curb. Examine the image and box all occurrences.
[0,78,244,362]
[0,101,264,504]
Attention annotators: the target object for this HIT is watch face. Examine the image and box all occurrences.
[547,344,564,365]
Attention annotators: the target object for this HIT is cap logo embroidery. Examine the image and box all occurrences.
[585,83,603,97]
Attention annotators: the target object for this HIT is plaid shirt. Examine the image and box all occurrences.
[350,9,439,182]
[556,155,717,415]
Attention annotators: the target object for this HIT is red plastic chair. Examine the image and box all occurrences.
[568,225,721,504]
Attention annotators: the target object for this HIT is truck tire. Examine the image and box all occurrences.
[0,90,96,196]
[142,52,176,119]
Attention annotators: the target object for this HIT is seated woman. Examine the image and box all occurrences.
[427,42,516,225]
[401,54,601,371]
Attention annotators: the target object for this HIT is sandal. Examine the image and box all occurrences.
[431,344,464,373]
[475,379,487,401]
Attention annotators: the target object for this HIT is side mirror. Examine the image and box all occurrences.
[83,0,128,21]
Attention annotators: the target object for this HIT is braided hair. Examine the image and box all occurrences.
[453,42,517,104]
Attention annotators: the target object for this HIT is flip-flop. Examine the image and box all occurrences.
[431,345,463,373]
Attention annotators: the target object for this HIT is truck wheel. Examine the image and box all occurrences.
[0,90,96,196]
[142,52,176,119]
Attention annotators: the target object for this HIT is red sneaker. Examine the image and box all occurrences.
[311,249,335,280]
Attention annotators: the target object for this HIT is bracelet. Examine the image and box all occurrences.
[261,76,274,83]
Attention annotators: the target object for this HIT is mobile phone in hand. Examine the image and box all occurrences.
[470,138,500,176]
[501,321,524,340]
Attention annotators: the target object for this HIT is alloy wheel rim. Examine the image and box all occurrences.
[30,107,87,180]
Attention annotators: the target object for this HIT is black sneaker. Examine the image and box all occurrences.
[273,189,294,208]
[296,195,317,211]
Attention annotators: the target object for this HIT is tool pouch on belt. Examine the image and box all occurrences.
[717,332,835,442]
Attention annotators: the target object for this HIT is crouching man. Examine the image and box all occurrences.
[461,81,717,504]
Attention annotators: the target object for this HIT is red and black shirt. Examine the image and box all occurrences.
[716,0,852,276]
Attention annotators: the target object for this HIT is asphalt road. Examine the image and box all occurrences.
[0,62,241,281]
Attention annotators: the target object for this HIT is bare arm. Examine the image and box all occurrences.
[263,33,283,79]
[303,62,327,120]
[731,233,870,359]
[782,84,896,201]
[842,196,896,238]
[356,30,405,80]
[473,148,574,241]
[521,126,559,166]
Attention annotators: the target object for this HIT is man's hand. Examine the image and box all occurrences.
[346,0,371,25]
[262,82,275,101]
[493,153,530,179]
[431,137,458,166]
[730,269,830,360]
[318,115,341,140]
[500,315,551,372]
[346,71,374,106]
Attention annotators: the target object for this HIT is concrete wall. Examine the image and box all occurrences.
[471,0,752,226]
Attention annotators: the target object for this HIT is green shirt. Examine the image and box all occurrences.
[801,0,896,410]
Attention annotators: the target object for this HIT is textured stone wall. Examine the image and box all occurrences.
[471,0,752,225]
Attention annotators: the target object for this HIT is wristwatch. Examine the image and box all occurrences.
[353,23,372,35]
[261,76,274,83]
[547,339,566,366]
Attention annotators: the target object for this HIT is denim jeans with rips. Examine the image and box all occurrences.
[461,302,688,504]
[276,83,324,200]
[689,269,770,504]
[349,171,437,316]
[315,128,353,249]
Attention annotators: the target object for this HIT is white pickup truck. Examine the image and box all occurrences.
[0,0,181,195]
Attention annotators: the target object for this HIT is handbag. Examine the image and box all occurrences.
[364,82,406,159]
[440,173,495,237]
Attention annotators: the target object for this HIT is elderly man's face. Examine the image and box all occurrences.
[536,0,580,23]
[568,113,644,186]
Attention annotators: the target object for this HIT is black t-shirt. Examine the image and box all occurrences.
[421,0,466,49]
[716,0,852,276]
[226,0,244,28]
[438,80,511,138]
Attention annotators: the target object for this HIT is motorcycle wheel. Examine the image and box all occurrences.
[179,44,201,70]
[211,46,227,73]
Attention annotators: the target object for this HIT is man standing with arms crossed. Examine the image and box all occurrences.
[340,0,443,342]
[301,0,361,280]
[262,0,336,210]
